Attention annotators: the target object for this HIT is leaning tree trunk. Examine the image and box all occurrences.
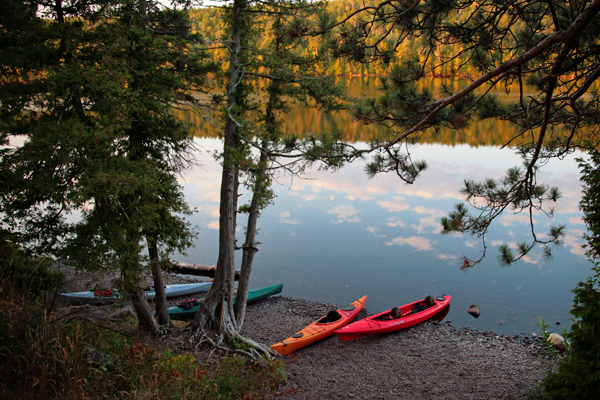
[148,236,170,326]
[130,291,157,332]
[123,267,158,333]
[234,72,280,327]
[234,145,270,328]
[233,171,261,328]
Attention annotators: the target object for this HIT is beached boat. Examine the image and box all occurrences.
[167,283,283,320]
[61,282,213,302]
[145,282,213,300]
[335,295,451,341]
[271,295,367,355]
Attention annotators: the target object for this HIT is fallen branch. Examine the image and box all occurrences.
[51,304,93,323]
[62,316,133,337]
[168,261,240,280]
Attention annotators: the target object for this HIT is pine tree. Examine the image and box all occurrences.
[189,0,348,357]
[329,0,600,268]
[0,0,213,331]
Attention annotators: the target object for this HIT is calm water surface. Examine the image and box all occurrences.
[177,79,592,336]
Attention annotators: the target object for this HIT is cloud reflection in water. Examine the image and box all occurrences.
[178,138,590,336]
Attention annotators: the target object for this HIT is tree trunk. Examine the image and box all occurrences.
[123,267,158,333]
[130,290,157,332]
[191,0,244,338]
[234,145,269,328]
[148,237,170,326]
[234,71,279,327]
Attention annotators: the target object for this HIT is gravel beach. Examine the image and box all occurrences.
[57,267,552,399]
[242,296,550,400]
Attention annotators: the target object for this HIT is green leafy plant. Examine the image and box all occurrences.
[535,317,569,361]
[533,262,600,399]
[579,151,600,259]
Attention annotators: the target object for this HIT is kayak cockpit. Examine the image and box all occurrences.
[318,310,342,324]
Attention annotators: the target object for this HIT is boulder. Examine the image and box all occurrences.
[547,333,567,350]
[468,304,480,318]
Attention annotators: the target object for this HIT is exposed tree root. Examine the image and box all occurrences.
[108,305,171,337]
[232,333,280,360]
[155,324,171,338]
[192,329,279,362]
[109,305,137,320]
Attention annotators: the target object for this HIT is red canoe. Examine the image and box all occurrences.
[335,295,451,341]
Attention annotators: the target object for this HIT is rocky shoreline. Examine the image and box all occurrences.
[57,267,553,399]
[242,296,551,400]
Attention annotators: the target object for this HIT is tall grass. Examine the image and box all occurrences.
[0,242,287,399]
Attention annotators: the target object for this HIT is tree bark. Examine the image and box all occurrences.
[191,0,244,338]
[123,267,158,333]
[234,143,270,327]
[148,237,170,326]
[130,291,157,332]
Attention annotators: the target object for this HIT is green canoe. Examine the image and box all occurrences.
[167,283,283,320]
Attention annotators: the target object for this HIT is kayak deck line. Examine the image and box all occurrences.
[335,295,451,341]
[271,295,367,355]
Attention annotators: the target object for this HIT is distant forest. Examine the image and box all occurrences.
[189,0,475,77]
[185,1,596,147]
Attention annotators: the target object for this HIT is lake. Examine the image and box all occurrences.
[176,78,593,336]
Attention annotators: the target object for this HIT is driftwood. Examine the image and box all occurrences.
[168,261,240,280]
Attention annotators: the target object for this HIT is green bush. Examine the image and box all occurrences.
[535,262,600,399]
[0,279,286,399]
[0,240,64,297]
[0,240,287,399]
[579,151,600,259]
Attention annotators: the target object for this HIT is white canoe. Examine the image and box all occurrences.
[61,281,213,301]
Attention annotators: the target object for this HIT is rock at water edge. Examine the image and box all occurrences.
[468,304,480,318]
[547,333,567,350]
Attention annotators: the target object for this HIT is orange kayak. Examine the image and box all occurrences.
[270,295,367,355]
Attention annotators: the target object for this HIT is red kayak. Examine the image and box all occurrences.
[335,295,451,341]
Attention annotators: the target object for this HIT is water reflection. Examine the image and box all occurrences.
[175,78,593,336]
[430,304,451,324]
[178,136,590,336]
[182,76,598,149]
